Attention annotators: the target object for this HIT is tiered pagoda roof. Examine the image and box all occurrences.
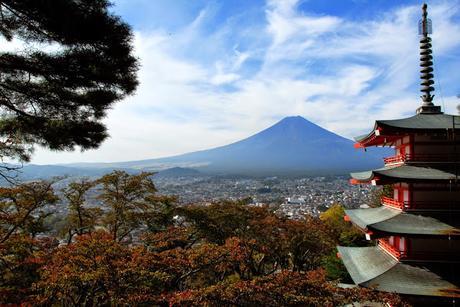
[339,4,460,301]
[345,206,460,236]
[350,165,457,184]
[354,113,460,148]
[338,246,460,297]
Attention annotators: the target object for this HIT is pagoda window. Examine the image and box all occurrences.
[388,236,394,245]
[391,135,413,161]
[393,183,410,203]
[403,190,410,203]
[399,237,406,252]
[392,236,407,254]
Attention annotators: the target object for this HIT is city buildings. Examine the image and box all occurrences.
[153,175,375,217]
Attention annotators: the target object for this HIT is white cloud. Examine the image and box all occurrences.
[210,72,240,85]
[31,0,460,164]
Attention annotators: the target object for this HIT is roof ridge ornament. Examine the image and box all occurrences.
[416,3,442,115]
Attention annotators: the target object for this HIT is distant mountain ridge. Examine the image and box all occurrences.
[61,116,390,177]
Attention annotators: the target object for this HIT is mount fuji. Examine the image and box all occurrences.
[64,116,390,177]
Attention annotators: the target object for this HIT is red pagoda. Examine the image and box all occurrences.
[338,3,460,305]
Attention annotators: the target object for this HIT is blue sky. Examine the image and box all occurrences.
[33,0,460,164]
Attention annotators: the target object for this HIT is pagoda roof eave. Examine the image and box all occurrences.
[353,134,369,142]
[350,165,457,184]
[337,246,397,285]
[377,113,460,130]
[350,170,376,183]
[353,113,460,148]
[345,207,460,236]
[353,123,379,147]
[337,246,460,297]
[345,206,400,230]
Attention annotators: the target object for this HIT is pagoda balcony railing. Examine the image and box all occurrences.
[381,196,460,211]
[383,153,460,166]
[378,240,459,262]
[378,239,407,260]
[383,155,406,165]
[381,196,405,210]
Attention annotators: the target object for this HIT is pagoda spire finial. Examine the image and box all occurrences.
[416,3,442,114]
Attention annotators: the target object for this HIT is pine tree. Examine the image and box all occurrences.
[0,0,138,164]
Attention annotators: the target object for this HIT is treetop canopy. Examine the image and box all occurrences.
[0,0,139,162]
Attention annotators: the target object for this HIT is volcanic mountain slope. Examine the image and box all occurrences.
[69,116,390,176]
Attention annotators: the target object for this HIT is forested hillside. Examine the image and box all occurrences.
[0,171,404,306]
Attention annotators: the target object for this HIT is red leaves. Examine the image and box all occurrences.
[0,180,58,243]
[0,234,56,305]
[169,269,404,307]
[0,183,408,306]
[142,226,192,251]
[36,231,167,305]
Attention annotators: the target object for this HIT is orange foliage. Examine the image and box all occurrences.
[0,175,409,306]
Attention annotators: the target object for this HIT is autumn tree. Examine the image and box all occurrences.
[0,180,59,303]
[0,178,406,305]
[179,201,335,277]
[143,194,177,233]
[36,231,168,306]
[96,171,175,242]
[319,204,370,281]
[37,232,247,305]
[36,228,406,306]
[61,179,101,243]
[177,200,258,244]
[30,195,407,306]
[320,204,367,247]
[142,226,197,252]
[0,0,138,166]
[0,235,56,304]
[0,180,58,243]
[169,269,405,307]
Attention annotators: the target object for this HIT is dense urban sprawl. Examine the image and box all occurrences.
[153,175,377,217]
